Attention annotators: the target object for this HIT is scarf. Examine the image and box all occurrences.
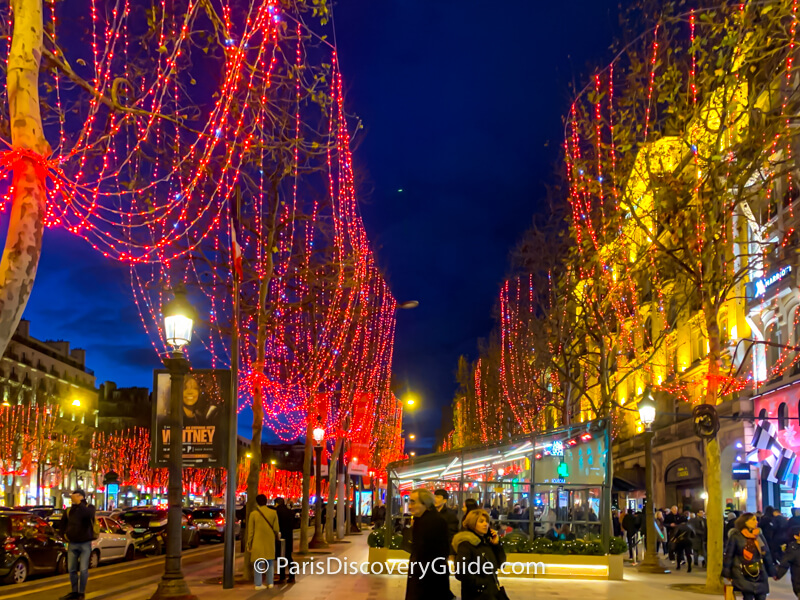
[741,527,763,562]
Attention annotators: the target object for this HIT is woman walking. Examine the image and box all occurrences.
[246,494,280,590]
[452,509,508,600]
[723,513,776,600]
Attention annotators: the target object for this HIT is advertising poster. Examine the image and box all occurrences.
[152,369,231,468]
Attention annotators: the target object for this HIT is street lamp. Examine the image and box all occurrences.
[309,422,328,549]
[637,388,668,574]
[408,433,416,441]
[151,289,197,600]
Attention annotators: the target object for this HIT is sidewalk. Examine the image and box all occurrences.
[56,540,800,600]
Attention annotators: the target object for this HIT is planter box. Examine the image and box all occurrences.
[367,547,623,581]
[502,552,623,580]
[368,547,409,565]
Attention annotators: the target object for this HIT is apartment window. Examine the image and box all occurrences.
[779,402,789,430]
[766,322,782,371]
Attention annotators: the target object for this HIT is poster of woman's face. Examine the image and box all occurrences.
[152,369,231,468]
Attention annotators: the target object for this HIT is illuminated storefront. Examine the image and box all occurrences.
[386,420,612,545]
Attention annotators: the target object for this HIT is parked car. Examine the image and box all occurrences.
[117,508,199,555]
[13,506,64,521]
[89,517,136,567]
[0,512,66,584]
[190,507,240,543]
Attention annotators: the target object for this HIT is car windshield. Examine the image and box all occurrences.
[191,510,221,520]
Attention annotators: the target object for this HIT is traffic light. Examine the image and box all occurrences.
[692,404,720,439]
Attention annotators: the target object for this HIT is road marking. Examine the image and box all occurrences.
[0,546,222,599]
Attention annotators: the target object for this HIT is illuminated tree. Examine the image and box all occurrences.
[564,1,800,590]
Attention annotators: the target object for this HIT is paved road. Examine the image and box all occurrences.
[0,544,224,600]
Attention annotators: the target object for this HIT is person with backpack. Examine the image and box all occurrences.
[723,513,776,600]
[58,489,97,600]
[776,527,800,599]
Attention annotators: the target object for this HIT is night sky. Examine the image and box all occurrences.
[21,0,622,452]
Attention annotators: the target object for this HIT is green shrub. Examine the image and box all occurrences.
[389,534,404,550]
[367,530,385,548]
[608,536,627,555]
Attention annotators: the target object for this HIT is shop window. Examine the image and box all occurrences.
[759,408,768,421]
[779,402,789,430]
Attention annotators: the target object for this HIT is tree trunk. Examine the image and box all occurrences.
[704,311,724,593]
[299,423,312,553]
[0,0,49,357]
[325,438,342,544]
[243,277,271,578]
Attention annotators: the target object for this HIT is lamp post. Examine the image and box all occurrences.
[637,389,668,574]
[309,423,328,549]
[151,289,198,600]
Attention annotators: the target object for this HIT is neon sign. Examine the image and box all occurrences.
[755,266,792,297]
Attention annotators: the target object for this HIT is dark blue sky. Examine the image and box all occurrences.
[22,0,621,451]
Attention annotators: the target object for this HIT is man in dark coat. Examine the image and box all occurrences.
[777,527,800,597]
[689,510,707,567]
[622,509,640,561]
[434,489,460,548]
[271,498,296,583]
[58,489,96,600]
[372,498,387,528]
[405,488,453,600]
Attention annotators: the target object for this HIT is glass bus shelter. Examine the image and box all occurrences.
[386,420,612,547]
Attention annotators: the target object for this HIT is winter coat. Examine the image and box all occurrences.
[723,528,776,596]
[405,509,453,600]
[58,501,96,544]
[452,530,507,600]
[622,514,639,537]
[689,517,707,553]
[372,505,386,526]
[777,540,800,594]
[671,522,694,552]
[272,504,294,538]
[436,505,460,546]
[246,505,280,561]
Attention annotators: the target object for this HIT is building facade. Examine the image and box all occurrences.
[0,320,99,507]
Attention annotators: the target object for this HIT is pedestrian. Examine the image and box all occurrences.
[452,509,508,600]
[723,513,776,600]
[664,505,679,561]
[405,488,453,600]
[776,527,800,598]
[462,498,479,528]
[761,507,779,563]
[434,489,460,547]
[788,508,800,531]
[773,508,789,562]
[622,508,640,561]
[655,510,666,555]
[726,512,739,540]
[372,498,386,528]
[612,509,622,538]
[271,497,296,584]
[672,518,695,572]
[557,523,576,541]
[689,509,707,567]
[246,494,280,591]
[58,489,97,600]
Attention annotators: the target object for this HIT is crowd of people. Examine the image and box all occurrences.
[611,505,708,571]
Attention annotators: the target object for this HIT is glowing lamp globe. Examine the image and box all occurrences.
[162,289,198,349]
[313,426,325,444]
[638,392,657,428]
